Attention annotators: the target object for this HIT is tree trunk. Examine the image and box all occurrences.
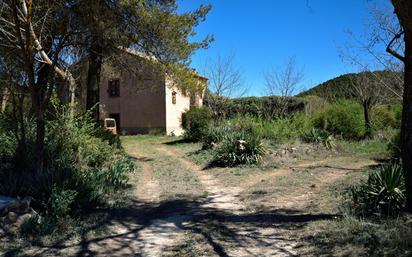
[34,107,45,176]
[0,87,8,112]
[86,41,103,123]
[402,31,412,212]
[363,101,372,138]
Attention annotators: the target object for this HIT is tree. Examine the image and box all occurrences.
[347,71,387,136]
[204,53,247,97]
[0,0,77,175]
[388,0,412,212]
[264,57,305,117]
[70,0,213,122]
[338,3,404,102]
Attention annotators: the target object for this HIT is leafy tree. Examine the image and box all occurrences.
[0,0,212,175]
[70,0,213,121]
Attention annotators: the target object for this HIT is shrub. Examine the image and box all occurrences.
[202,125,231,149]
[48,186,78,218]
[302,128,335,149]
[101,157,135,189]
[314,100,365,140]
[182,106,212,141]
[94,127,122,149]
[0,104,135,218]
[204,90,306,120]
[348,163,405,217]
[371,105,401,130]
[388,132,401,160]
[213,129,266,167]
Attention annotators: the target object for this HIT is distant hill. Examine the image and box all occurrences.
[298,71,403,102]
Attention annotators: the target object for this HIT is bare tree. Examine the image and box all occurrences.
[264,57,305,117]
[204,53,247,98]
[339,3,404,101]
[347,71,387,136]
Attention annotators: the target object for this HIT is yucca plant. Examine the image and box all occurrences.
[302,128,335,149]
[349,163,405,217]
[213,130,266,167]
[202,125,231,149]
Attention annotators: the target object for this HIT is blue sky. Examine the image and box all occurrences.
[179,0,389,96]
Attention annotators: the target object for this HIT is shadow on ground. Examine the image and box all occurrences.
[13,193,338,257]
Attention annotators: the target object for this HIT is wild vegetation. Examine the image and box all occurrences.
[1,1,412,256]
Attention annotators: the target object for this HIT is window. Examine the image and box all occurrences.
[172,91,177,105]
[108,79,120,97]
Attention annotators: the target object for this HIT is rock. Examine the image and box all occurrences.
[3,212,33,234]
[4,212,18,225]
[14,213,32,229]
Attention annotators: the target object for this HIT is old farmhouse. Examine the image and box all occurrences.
[93,50,207,136]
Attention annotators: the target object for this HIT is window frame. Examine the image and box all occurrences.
[108,79,120,97]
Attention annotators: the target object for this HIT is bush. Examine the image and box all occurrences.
[371,105,402,131]
[302,128,335,149]
[204,90,306,120]
[94,127,122,149]
[49,186,78,218]
[0,105,135,218]
[202,125,231,149]
[213,129,266,167]
[348,163,405,217]
[314,100,365,140]
[182,106,212,141]
[388,132,401,160]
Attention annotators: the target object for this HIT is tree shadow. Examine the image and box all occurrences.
[18,194,338,257]
[163,138,193,145]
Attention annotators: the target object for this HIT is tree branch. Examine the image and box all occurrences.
[386,31,405,62]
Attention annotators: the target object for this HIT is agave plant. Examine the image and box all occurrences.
[349,163,405,216]
[302,128,335,149]
[214,130,266,167]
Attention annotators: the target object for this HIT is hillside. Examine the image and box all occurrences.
[298,71,403,102]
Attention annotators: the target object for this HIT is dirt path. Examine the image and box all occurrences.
[159,146,298,257]
[126,152,187,257]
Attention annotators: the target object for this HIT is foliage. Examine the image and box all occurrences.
[388,132,401,160]
[48,186,78,218]
[314,100,365,140]
[302,128,335,149]
[348,163,405,217]
[371,105,402,130]
[182,106,212,141]
[93,127,122,149]
[202,125,231,149]
[0,105,136,217]
[213,128,266,167]
[204,91,306,120]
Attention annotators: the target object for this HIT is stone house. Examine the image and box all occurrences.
[96,50,207,136]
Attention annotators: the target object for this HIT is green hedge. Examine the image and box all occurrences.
[204,91,305,119]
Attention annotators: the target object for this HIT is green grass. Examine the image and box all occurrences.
[337,139,389,158]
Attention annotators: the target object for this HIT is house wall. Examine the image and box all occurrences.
[98,51,207,135]
[165,79,191,136]
[99,55,167,134]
